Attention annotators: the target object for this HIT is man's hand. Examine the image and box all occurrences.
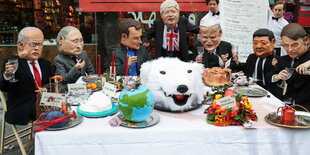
[195,55,202,63]
[274,69,290,81]
[296,60,310,75]
[142,43,149,47]
[128,56,138,67]
[232,52,239,65]
[220,54,228,64]
[75,59,85,69]
[272,58,278,66]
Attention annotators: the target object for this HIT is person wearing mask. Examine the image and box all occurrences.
[0,27,52,125]
[142,0,199,61]
[271,23,310,110]
[115,18,151,76]
[54,26,95,88]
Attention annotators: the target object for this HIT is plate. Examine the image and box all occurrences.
[234,86,267,97]
[45,114,83,131]
[117,113,160,128]
[77,103,118,117]
[265,111,310,128]
[82,75,101,83]
[155,103,202,113]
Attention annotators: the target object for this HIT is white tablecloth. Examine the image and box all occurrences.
[35,87,310,155]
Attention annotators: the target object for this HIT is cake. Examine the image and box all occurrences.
[203,67,232,86]
[79,92,112,112]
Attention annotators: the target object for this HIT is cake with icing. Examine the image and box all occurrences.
[203,67,232,86]
[79,92,112,112]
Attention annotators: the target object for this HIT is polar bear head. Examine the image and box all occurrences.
[140,57,205,112]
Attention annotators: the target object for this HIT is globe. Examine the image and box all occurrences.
[118,85,154,122]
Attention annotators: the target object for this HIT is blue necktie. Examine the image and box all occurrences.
[127,49,137,76]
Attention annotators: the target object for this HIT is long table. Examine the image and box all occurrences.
[35,87,310,155]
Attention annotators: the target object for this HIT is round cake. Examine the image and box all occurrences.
[203,67,232,86]
[79,92,112,113]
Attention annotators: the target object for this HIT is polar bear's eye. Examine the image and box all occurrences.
[160,71,166,75]
[187,70,192,73]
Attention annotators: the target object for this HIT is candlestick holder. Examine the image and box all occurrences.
[109,65,116,82]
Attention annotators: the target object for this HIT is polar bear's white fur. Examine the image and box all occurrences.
[140,57,205,112]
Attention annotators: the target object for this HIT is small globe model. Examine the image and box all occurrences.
[118,85,154,122]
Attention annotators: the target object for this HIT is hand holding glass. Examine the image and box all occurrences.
[8,58,19,82]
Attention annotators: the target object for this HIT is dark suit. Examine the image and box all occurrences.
[270,50,310,110]
[54,51,95,86]
[142,16,199,62]
[244,54,275,90]
[115,45,151,75]
[0,56,52,125]
[199,41,238,71]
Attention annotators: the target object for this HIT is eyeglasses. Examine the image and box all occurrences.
[28,42,43,47]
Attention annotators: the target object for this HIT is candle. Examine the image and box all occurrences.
[97,55,101,77]
[124,55,128,76]
[111,52,115,74]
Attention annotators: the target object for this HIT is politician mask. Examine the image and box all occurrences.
[253,36,275,58]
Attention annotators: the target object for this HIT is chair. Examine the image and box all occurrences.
[0,90,33,155]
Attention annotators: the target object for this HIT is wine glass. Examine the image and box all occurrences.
[232,44,238,61]
[8,58,19,82]
[197,46,204,56]
[278,67,294,95]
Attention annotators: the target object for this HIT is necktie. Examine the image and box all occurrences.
[257,58,263,86]
[272,17,279,21]
[31,61,42,88]
[212,11,220,16]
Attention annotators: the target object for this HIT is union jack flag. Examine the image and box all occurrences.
[166,28,179,51]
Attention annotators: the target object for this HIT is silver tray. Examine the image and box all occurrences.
[45,114,83,131]
[117,113,160,128]
[265,111,310,128]
[82,75,101,83]
[234,86,267,97]
[155,103,202,113]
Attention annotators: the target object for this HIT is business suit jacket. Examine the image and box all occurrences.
[142,16,199,62]
[270,50,310,110]
[54,51,95,86]
[0,56,52,125]
[115,45,151,75]
[198,41,238,71]
[244,54,275,90]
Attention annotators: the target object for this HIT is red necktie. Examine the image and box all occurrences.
[30,61,42,88]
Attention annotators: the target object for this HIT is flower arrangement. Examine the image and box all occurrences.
[204,89,258,126]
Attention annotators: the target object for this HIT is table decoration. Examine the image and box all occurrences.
[117,113,160,128]
[265,104,310,128]
[118,77,155,122]
[204,89,258,126]
[234,86,267,97]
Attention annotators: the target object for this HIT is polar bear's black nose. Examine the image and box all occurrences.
[177,85,188,93]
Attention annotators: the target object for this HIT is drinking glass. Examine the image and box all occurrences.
[232,44,238,55]
[197,46,204,56]
[8,58,19,82]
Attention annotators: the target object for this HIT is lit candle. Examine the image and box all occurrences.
[111,52,115,74]
[124,55,128,76]
[97,55,101,77]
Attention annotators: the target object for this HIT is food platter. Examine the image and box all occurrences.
[77,103,118,117]
[234,86,267,97]
[265,111,310,128]
[82,75,101,83]
[45,114,83,131]
[117,113,160,128]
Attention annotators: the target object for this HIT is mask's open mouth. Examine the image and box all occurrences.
[164,92,192,106]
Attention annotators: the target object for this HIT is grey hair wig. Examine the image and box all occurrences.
[18,27,42,43]
[56,26,79,47]
[199,18,221,31]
